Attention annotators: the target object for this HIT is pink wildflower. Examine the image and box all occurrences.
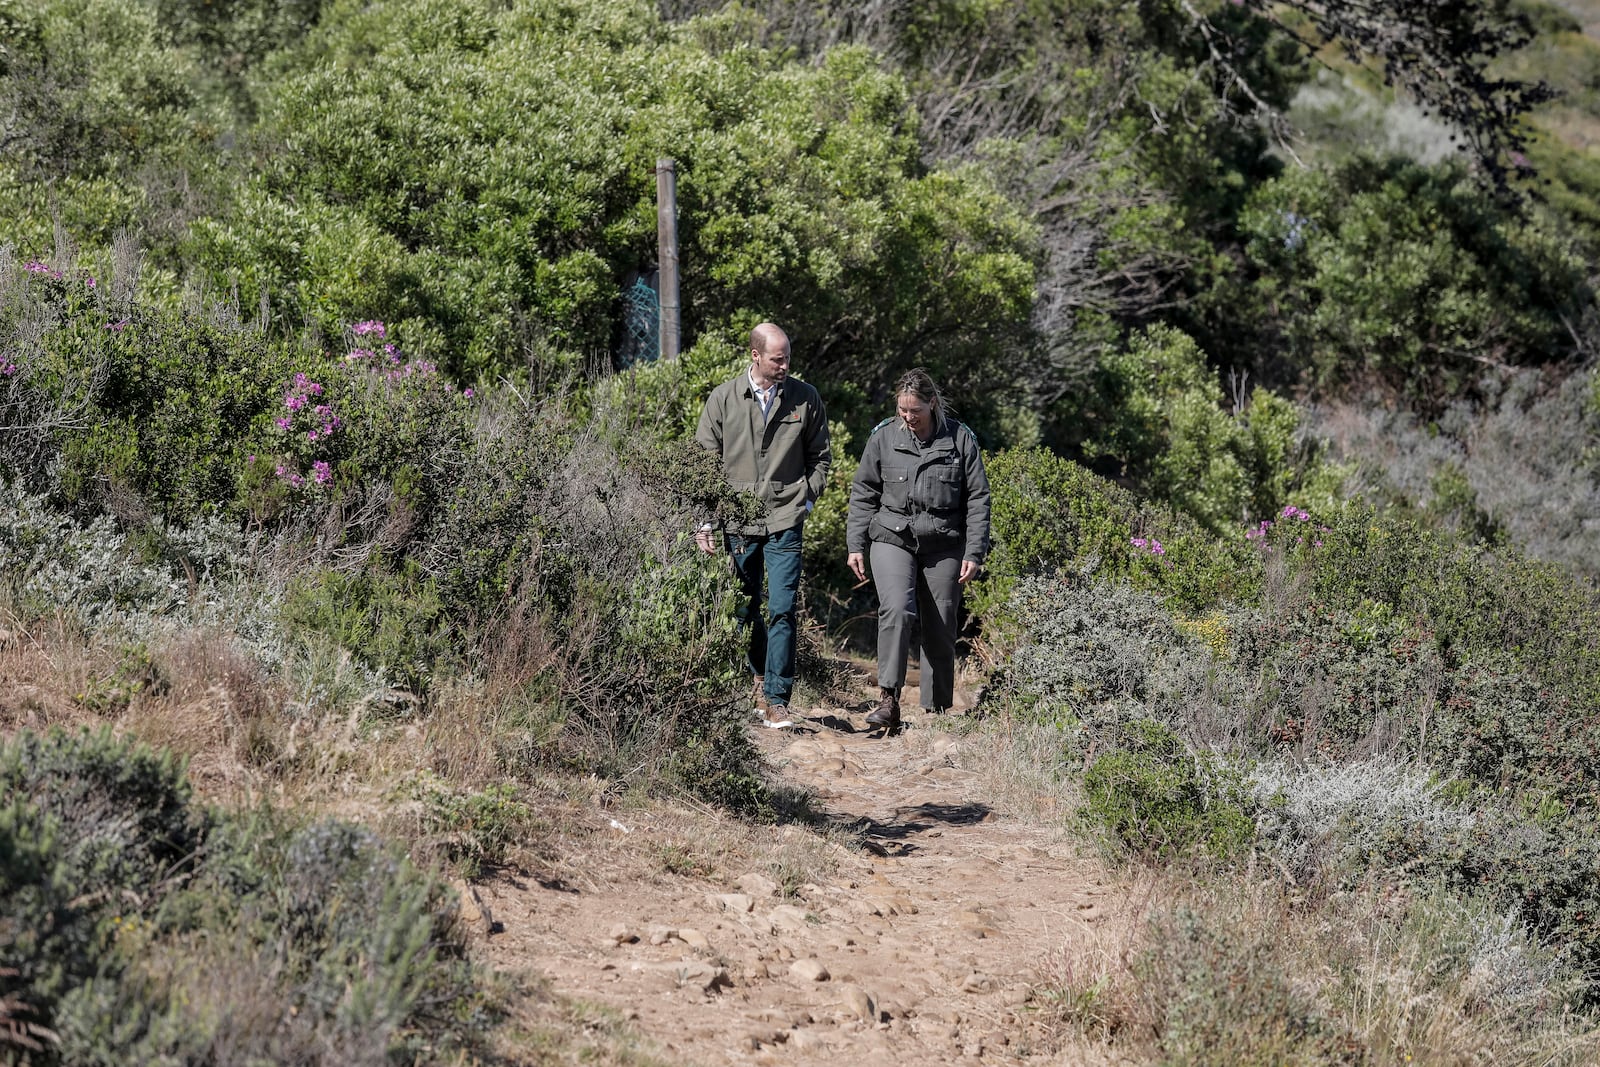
[312,460,332,484]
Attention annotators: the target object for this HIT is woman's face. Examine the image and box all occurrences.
[897,392,935,440]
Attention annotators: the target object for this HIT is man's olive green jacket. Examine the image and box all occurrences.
[696,372,831,536]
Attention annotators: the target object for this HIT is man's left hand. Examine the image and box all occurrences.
[959,559,980,584]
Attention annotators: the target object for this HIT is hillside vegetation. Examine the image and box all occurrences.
[3,0,1600,1063]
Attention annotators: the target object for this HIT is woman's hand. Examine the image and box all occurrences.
[847,552,867,582]
[959,559,980,584]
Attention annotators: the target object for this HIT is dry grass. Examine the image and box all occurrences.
[960,715,1088,829]
[490,981,677,1067]
[1017,872,1600,1066]
[0,588,852,900]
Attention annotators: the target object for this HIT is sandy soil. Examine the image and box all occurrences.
[474,676,1143,1066]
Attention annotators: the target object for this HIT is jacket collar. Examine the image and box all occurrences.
[888,419,955,455]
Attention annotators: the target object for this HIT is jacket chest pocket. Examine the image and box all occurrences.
[925,466,962,509]
[881,464,912,509]
[762,413,805,475]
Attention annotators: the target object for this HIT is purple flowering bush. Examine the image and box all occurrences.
[974,446,1261,644]
[246,321,476,516]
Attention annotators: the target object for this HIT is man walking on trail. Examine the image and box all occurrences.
[695,323,831,729]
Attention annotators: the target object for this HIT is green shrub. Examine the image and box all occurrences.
[0,260,297,519]
[0,728,494,1066]
[994,578,1179,722]
[975,446,1259,632]
[1080,324,1312,533]
[1293,506,1600,709]
[1136,901,1359,1066]
[0,727,203,895]
[408,777,540,879]
[1228,156,1591,407]
[1081,719,1255,861]
[61,814,488,1066]
[281,566,450,694]
[192,0,1037,396]
[0,798,95,1052]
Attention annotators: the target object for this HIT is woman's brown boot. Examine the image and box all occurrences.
[865,687,900,731]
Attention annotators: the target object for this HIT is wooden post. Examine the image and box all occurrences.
[656,157,680,362]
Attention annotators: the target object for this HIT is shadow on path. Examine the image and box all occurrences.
[829,801,994,857]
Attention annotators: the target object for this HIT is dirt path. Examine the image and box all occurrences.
[477,679,1135,1065]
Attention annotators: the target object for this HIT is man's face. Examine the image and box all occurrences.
[751,340,791,386]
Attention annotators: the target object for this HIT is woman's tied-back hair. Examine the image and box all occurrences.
[894,367,949,431]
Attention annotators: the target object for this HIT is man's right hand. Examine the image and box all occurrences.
[695,528,718,554]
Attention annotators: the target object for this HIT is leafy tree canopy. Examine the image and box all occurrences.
[190,0,1037,415]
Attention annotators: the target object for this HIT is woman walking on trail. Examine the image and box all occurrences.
[845,369,991,733]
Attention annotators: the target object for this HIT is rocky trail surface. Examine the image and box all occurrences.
[476,678,1136,1065]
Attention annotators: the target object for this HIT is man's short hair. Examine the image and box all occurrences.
[750,322,789,355]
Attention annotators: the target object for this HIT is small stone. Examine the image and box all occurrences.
[839,983,876,1024]
[607,923,636,944]
[741,1028,781,1050]
[960,973,995,994]
[845,898,884,919]
[1001,984,1031,1007]
[790,958,831,982]
[789,1028,828,1051]
[677,926,711,949]
[452,881,493,935]
[637,960,731,993]
[962,1040,985,1058]
[648,925,676,946]
[709,892,754,914]
[873,892,918,916]
[769,904,810,931]
[737,872,781,898]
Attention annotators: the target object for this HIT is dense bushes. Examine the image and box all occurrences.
[974,445,1261,627]
[1216,156,1592,405]
[191,0,1038,403]
[0,252,296,520]
[0,728,490,1065]
[1077,325,1316,533]
[986,491,1600,1001]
